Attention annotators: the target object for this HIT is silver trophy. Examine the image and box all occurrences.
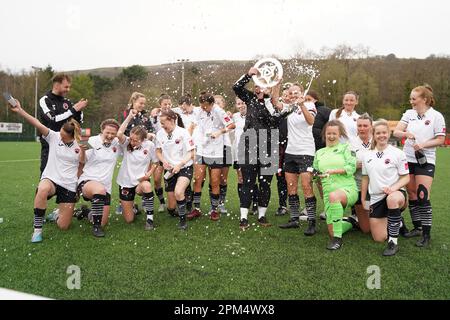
[252,58,283,88]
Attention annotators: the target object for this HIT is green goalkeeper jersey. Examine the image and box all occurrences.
[313,143,357,194]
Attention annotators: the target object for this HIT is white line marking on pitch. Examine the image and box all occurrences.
[0,159,40,163]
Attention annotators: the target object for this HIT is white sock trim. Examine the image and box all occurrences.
[240,208,248,220]
[258,207,267,219]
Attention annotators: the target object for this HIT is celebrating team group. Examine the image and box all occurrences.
[8,65,446,256]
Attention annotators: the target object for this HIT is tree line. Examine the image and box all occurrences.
[1,45,449,139]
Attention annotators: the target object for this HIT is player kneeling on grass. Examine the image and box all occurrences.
[313,120,358,250]
[117,110,158,230]
[361,120,410,256]
[8,100,81,243]
[76,119,121,237]
[155,109,195,230]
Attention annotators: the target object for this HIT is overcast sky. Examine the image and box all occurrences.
[1,0,450,72]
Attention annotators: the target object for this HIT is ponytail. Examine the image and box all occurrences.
[62,119,81,143]
[160,109,185,128]
[336,106,345,119]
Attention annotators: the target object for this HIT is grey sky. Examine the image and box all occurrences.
[1,0,450,72]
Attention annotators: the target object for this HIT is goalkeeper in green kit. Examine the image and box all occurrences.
[313,120,358,250]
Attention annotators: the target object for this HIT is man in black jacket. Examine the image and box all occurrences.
[38,74,87,174]
[233,67,281,230]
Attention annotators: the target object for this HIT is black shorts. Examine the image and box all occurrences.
[369,190,407,219]
[408,162,435,178]
[355,191,371,205]
[195,155,224,169]
[43,180,77,204]
[77,180,111,205]
[221,146,232,168]
[283,153,314,174]
[119,186,137,201]
[164,166,194,192]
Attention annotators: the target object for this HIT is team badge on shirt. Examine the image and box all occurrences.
[63,103,69,110]
[384,158,391,165]
[143,149,148,155]
[75,148,80,154]
[113,147,117,153]
[175,139,181,144]
[189,139,194,146]
[425,120,431,126]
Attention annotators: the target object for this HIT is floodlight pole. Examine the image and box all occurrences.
[31,66,42,140]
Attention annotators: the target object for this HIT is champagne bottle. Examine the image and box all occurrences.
[415,149,427,166]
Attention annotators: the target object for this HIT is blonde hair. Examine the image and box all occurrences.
[62,119,81,143]
[128,92,146,109]
[214,95,226,108]
[370,119,390,150]
[412,84,435,107]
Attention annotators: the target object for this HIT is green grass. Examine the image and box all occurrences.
[0,142,449,300]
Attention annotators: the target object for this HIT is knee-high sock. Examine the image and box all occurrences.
[185,185,193,211]
[329,202,352,238]
[387,208,402,244]
[277,173,287,208]
[289,194,300,219]
[219,184,227,205]
[305,196,317,221]
[409,200,421,229]
[155,187,165,205]
[193,192,201,209]
[92,194,106,227]
[142,192,154,222]
[34,208,46,230]
[177,199,187,220]
[211,193,220,211]
[420,200,432,236]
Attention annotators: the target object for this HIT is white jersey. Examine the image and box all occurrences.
[362,145,409,205]
[78,135,121,194]
[193,104,234,158]
[232,112,246,161]
[285,102,317,156]
[349,136,372,190]
[173,106,202,147]
[400,107,446,165]
[329,109,360,142]
[116,139,158,188]
[155,126,195,168]
[41,130,81,192]
[172,106,201,130]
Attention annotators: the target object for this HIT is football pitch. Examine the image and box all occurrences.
[0,142,449,300]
